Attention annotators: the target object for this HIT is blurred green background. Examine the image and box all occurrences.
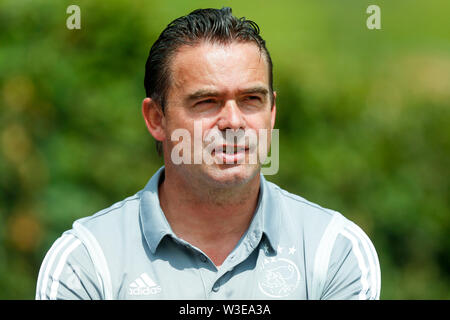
[0,0,449,299]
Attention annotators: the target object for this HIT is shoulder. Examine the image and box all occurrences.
[43,192,144,300]
[267,180,376,250]
[265,180,339,232]
[72,192,142,239]
[264,180,380,299]
[68,191,144,270]
[36,231,102,299]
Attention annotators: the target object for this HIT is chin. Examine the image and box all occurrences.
[202,163,260,188]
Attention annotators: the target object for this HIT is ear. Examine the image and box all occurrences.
[270,91,277,130]
[142,97,166,141]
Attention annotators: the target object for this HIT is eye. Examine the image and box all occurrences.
[243,95,263,104]
[193,98,220,112]
[197,99,216,105]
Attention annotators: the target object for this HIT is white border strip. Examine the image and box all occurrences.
[344,223,381,299]
[37,234,75,300]
[311,212,346,300]
[73,221,113,300]
[49,239,81,299]
[340,229,370,299]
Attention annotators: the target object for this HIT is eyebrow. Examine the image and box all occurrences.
[186,86,269,102]
[186,89,221,102]
[240,86,269,96]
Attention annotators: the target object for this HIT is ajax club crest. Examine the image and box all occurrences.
[258,245,300,298]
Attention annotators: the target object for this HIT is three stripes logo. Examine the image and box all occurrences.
[128,273,162,296]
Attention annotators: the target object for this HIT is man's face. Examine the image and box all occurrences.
[162,41,276,189]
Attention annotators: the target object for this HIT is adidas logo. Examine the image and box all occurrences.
[128,273,162,296]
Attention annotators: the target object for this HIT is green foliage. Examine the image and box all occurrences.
[0,0,449,299]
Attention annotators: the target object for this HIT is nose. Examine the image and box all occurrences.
[217,100,246,131]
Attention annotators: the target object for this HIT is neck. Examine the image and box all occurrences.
[158,166,261,265]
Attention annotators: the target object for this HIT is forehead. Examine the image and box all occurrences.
[169,41,269,96]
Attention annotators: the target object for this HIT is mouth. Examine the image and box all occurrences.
[212,145,249,163]
[225,144,248,153]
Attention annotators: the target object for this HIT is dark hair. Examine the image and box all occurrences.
[144,7,273,156]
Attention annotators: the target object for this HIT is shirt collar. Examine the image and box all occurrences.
[139,166,173,254]
[251,171,281,253]
[139,166,281,254]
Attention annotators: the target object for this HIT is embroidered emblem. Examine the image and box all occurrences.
[258,246,300,298]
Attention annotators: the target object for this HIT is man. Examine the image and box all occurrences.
[36,7,380,300]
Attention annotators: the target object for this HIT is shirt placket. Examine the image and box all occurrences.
[206,229,263,298]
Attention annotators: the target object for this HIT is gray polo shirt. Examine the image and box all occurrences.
[36,166,380,300]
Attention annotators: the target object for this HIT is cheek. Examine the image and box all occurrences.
[246,112,273,130]
[164,111,190,134]
[166,117,214,146]
[250,114,273,147]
